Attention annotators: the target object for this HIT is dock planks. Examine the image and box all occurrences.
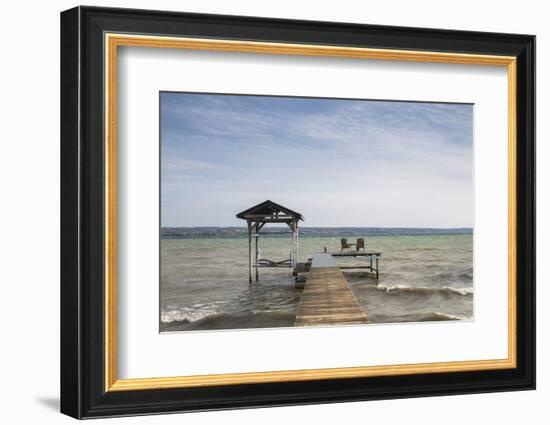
[295,254,368,326]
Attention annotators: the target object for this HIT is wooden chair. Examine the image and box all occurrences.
[356,238,365,252]
[340,238,355,252]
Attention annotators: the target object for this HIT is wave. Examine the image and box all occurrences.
[376,284,473,296]
[161,309,214,324]
[368,311,473,323]
[162,307,472,330]
[160,310,296,331]
[431,270,473,281]
[420,311,472,321]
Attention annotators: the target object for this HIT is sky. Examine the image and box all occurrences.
[160,92,473,228]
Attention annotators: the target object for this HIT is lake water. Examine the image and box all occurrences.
[160,233,473,332]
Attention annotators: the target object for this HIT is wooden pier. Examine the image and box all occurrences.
[295,254,369,327]
[329,251,381,279]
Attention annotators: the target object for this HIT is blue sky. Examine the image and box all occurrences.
[160,92,473,227]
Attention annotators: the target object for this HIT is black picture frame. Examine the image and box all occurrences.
[60,5,535,419]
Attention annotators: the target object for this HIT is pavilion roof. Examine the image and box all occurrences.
[236,200,304,222]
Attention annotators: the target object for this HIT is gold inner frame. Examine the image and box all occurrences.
[104,33,517,392]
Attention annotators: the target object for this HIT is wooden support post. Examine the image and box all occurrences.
[247,220,252,284]
[254,223,259,282]
[375,256,379,279]
[294,222,299,267]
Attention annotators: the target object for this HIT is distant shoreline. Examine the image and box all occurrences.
[161,227,473,239]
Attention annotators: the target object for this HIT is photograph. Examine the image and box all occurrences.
[159,92,474,332]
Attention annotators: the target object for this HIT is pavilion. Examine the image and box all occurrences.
[236,200,304,283]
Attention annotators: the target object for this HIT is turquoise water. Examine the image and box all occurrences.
[160,234,473,331]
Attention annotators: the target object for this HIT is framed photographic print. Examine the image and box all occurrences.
[60,6,535,419]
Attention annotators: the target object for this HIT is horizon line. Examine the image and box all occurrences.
[161,225,474,229]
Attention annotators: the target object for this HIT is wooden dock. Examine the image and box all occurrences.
[330,252,381,257]
[295,254,368,327]
[324,250,381,279]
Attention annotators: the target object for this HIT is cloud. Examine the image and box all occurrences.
[160,93,473,227]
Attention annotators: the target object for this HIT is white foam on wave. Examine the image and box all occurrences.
[161,308,215,323]
[430,311,473,321]
[376,284,473,296]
